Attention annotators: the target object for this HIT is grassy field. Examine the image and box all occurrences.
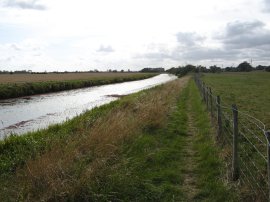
[202,71,270,127]
[0,77,237,201]
[0,72,157,99]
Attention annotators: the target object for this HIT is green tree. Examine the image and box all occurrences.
[237,61,253,72]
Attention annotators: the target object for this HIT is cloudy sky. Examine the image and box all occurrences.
[0,0,270,72]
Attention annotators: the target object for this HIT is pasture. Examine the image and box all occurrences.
[202,71,270,127]
[200,71,270,200]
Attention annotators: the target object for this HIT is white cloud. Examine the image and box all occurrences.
[97,45,114,53]
[10,43,21,51]
[176,32,205,47]
[3,0,46,10]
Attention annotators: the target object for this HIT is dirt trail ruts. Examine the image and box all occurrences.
[181,90,200,200]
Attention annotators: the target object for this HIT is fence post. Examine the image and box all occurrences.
[206,87,209,110]
[200,80,203,95]
[210,87,213,118]
[203,83,206,103]
[232,104,239,181]
[265,131,270,201]
[217,96,222,140]
[202,82,204,101]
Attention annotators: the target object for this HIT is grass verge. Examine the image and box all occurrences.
[187,79,238,201]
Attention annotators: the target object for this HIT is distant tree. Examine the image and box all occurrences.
[225,67,231,72]
[265,66,270,72]
[209,65,221,73]
[121,69,124,72]
[140,68,165,73]
[167,64,196,77]
[166,67,177,74]
[0,70,10,74]
[225,67,234,72]
[197,65,208,73]
[256,65,265,70]
[237,61,253,72]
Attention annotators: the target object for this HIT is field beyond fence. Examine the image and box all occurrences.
[194,74,270,201]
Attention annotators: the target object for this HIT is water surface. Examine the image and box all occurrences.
[0,74,176,139]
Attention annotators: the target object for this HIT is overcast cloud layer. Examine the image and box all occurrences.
[0,0,270,71]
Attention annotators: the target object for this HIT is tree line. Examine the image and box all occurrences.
[166,61,270,77]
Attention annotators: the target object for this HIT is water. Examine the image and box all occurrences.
[0,74,176,139]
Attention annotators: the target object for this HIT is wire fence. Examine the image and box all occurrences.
[194,74,270,201]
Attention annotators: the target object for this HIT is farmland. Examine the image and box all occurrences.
[0,72,157,99]
[202,71,270,127]
[0,72,155,84]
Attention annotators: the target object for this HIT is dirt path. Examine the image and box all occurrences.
[181,93,200,200]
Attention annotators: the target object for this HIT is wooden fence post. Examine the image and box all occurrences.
[202,82,204,101]
[210,87,213,118]
[203,82,206,103]
[232,104,239,181]
[200,80,203,95]
[206,87,209,110]
[265,131,270,201]
[217,96,222,140]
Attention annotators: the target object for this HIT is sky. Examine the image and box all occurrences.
[0,0,270,72]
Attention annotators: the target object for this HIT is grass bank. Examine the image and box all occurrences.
[186,80,237,201]
[202,71,270,125]
[0,73,157,99]
[0,78,237,201]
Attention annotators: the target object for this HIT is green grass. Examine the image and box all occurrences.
[69,80,237,201]
[0,78,237,201]
[0,73,156,99]
[81,83,189,201]
[202,71,270,127]
[188,80,237,201]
